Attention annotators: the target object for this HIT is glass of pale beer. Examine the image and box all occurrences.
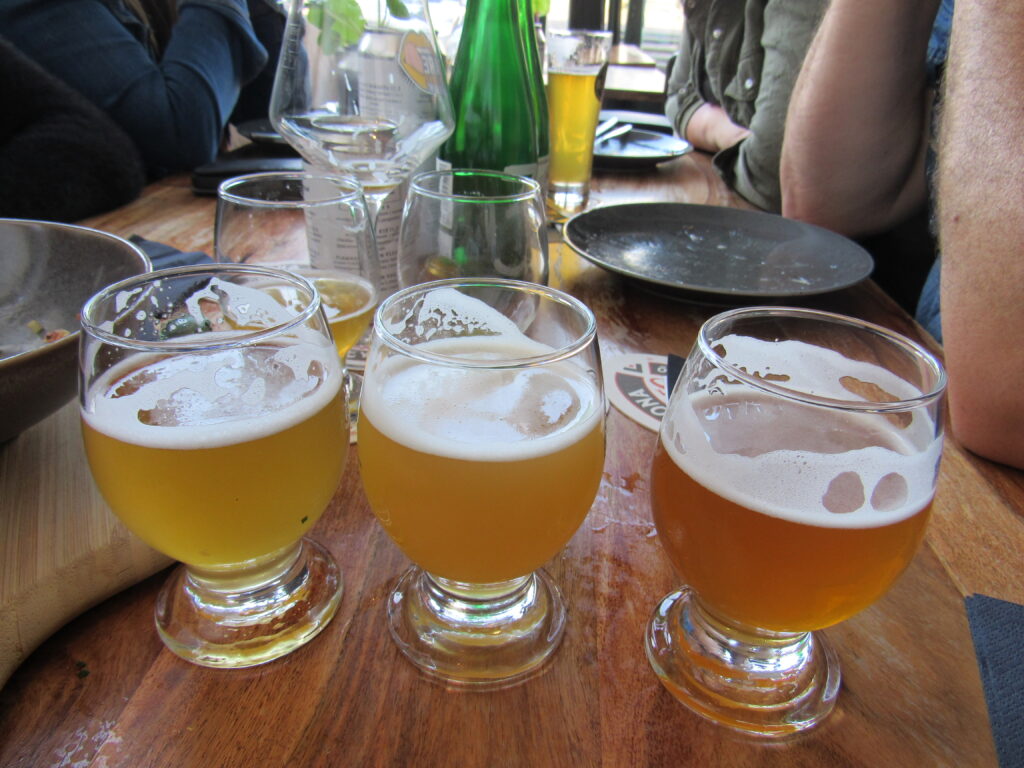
[546,29,613,219]
[359,278,605,686]
[646,307,946,737]
[80,264,349,668]
[215,172,380,377]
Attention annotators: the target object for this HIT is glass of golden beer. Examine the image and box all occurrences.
[646,307,946,736]
[546,29,612,219]
[359,278,605,686]
[216,172,380,436]
[397,170,549,288]
[80,264,349,668]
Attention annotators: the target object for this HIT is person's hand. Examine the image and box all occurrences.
[684,103,751,153]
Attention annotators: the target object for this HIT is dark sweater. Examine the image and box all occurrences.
[0,35,145,223]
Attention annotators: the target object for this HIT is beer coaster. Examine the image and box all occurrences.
[603,354,671,432]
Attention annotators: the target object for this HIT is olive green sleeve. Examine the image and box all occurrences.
[664,28,707,141]
[713,0,826,212]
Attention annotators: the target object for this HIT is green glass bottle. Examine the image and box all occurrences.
[519,0,550,193]
[438,0,540,178]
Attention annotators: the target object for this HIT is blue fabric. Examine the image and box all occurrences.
[927,0,954,84]
[0,0,269,178]
[916,0,954,338]
[965,595,1024,768]
[916,257,943,342]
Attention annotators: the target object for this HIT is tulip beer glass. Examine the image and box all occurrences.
[646,307,946,736]
[359,278,605,686]
[80,265,349,668]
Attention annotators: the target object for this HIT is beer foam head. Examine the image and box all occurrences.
[395,286,526,344]
[84,341,343,449]
[361,335,601,462]
[665,336,942,529]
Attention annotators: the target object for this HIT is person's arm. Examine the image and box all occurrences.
[710,0,826,212]
[685,103,750,154]
[0,0,267,177]
[0,36,145,222]
[937,1,1024,469]
[779,0,938,236]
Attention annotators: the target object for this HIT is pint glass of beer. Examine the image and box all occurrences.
[646,307,946,736]
[546,29,612,219]
[80,265,349,668]
[359,278,605,686]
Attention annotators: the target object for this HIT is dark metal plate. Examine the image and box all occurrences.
[564,203,874,301]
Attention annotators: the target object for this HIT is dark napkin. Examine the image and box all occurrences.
[965,594,1024,767]
[666,354,686,397]
[129,235,212,270]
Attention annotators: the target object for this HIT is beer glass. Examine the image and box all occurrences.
[646,307,946,737]
[359,278,605,686]
[80,265,349,668]
[397,170,549,288]
[546,29,612,219]
[216,172,379,436]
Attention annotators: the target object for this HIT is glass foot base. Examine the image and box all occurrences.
[387,567,566,689]
[155,537,343,668]
[547,181,590,220]
[645,587,840,738]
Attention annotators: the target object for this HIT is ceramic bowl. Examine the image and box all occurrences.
[0,219,150,443]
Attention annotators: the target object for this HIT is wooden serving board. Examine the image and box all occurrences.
[0,399,170,688]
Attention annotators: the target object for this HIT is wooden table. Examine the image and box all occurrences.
[2,152,1021,767]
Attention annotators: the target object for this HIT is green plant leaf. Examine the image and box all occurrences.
[386,0,410,19]
[533,0,550,17]
[308,0,366,50]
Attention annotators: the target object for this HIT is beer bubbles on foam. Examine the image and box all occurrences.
[665,335,942,528]
[368,287,600,460]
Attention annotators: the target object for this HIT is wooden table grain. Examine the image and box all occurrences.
[1,152,1021,768]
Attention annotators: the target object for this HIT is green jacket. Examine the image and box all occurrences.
[665,0,825,212]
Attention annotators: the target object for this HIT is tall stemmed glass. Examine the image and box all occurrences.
[646,307,946,736]
[358,278,606,687]
[80,265,349,668]
[270,0,456,221]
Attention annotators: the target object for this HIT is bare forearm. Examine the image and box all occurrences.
[938,1,1024,468]
[780,0,937,235]
[685,103,751,153]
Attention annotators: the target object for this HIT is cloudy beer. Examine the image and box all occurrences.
[548,70,604,187]
[359,334,605,584]
[652,337,942,633]
[82,344,348,568]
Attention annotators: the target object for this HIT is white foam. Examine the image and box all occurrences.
[663,337,941,529]
[83,341,343,449]
[361,335,602,461]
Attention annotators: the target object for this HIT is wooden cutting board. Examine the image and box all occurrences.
[0,399,170,688]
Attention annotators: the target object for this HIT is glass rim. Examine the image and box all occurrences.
[373,277,597,369]
[216,171,366,209]
[80,263,323,353]
[697,306,947,412]
[547,28,614,40]
[409,169,541,204]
